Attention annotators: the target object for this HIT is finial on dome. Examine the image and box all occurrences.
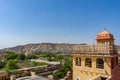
[104,28,106,31]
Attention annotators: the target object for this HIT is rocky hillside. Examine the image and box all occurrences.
[3,43,76,54]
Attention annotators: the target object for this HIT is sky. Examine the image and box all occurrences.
[0,0,120,49]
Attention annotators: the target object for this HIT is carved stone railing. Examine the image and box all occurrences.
[73,44,115,54]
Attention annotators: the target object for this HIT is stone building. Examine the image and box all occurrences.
[0,70,9,80]
[73,29,120,80]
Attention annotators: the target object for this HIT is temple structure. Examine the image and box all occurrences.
[73,29,120,80]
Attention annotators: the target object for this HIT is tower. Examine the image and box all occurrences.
[73,29,119,80]
[96,29,114,45]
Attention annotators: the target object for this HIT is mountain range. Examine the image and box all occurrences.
[3,43,77,54]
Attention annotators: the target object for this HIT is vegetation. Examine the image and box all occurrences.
[17,60,32,68]
[62,58,72,74]
[5,52,26,61]
[54,71,65,79]
[26,54,37,59]
[9,70,18,75]
[5,52,17,60]
[0,51,72,79]
[32,61,47,67]
[17,54,25,60]
[6,60,19,70]
[38,52,72,77]
[39,52,54,61]
[54,54,64,61]
[40,52,53,58]
[0,60,6,69]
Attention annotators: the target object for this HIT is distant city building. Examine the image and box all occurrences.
[73,29,120,80]
[0,70,8,80]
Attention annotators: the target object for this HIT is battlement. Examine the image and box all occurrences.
[73,44,117,55]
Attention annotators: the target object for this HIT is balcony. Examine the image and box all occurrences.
[73,44,116,55]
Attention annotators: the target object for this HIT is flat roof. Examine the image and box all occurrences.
[16,76,48,80]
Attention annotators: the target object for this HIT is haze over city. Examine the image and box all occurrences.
[0,0,120,49]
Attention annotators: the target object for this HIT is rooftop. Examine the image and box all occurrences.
[0,70,8,74]
[73,44,117,55]
[16,76,48,80]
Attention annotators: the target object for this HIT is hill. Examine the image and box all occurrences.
[3,43,76,54]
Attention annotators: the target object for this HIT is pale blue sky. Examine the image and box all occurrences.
[0,0,120,49]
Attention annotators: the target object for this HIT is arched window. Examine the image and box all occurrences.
[76,78,80,80]
[76,77,80,80]
[85,58,92,67]
[4,75,6,79]
[75,57,81,66]
[1,76,3,80]
[96,58,104,69]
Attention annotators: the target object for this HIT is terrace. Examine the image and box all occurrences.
[73,44,117,55]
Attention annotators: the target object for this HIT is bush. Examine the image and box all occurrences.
[62,56,72,74]
[26,55,37,59]
[9,70,18,75]
[0,61,6,69]
[55,54,64,61]
[40,52,53,58]
[31,61,37,67]
[54,71,64,79]
[32,61,47,67]
[17,54,25,60]
[6,60,19,70]
[5,52,17,60]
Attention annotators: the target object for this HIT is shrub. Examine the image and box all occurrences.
[54,71,64,79]
[32,61,47,67]
[6,60,19,70]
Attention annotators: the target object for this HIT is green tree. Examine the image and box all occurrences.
[26,55,37,59]
[9,70,18,75]
[17,54,25,60]
[63,60,72,73]
[62,55,72,74]
[40,52,54,61]
[55,54,64,61]
[5,52,17,60]
[6,60,19,70]
[32,61,47,67]
[0,60,6,69]
[31,61,37,67]
[37,62,47,66]
[41,52,52,58]
[54,71,64,79]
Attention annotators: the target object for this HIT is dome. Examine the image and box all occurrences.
[96,29,114,40]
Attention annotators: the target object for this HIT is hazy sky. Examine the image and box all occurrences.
[0,0,120,49]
